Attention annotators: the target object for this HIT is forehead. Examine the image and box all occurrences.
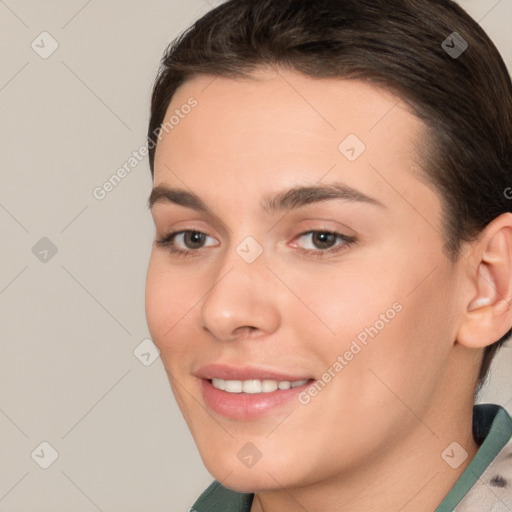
[153,68,437,222]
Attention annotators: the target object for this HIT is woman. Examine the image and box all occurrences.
[144,0,512,510]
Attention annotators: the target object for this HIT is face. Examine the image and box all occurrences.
[145,68,467,492]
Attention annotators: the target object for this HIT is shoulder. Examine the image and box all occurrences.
[455,433,512,511]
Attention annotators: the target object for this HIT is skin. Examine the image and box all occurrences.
[145,67,512,512]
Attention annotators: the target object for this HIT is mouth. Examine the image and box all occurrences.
[201,378,315,420]
[195,363,315,419]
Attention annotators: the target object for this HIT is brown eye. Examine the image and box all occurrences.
[293,230,357,258]
[183,231,207,249]
[310,232,338,250]
[155,230,219,257]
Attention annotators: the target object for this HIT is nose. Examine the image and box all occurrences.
[199,244,281,342]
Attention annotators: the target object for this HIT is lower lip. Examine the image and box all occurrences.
[200,379,314,420]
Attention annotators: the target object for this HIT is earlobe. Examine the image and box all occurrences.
[457,214,512,349]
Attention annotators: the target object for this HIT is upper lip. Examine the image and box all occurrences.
[196,363,312,381]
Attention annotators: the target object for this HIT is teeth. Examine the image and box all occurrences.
[212,378,226,390]
[224,380,243,393]
[242,380,261,393]
[211,378,309,393]
[290,379,307,388]
[262,379,278,392]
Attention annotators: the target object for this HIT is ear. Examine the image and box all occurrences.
[457,212,512,349]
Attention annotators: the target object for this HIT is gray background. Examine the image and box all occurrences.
[0,1,510,510]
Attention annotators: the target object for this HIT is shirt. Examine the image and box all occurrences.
[190,403,512,512]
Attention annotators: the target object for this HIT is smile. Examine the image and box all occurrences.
[201,377,314,420]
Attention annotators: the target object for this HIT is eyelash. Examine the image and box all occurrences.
[155,229,357,259]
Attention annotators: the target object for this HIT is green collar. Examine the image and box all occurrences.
[192,404,512,512]
[435,403,512,511]
[191,481,253,512]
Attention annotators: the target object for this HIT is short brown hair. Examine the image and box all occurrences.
[147,0,512,389]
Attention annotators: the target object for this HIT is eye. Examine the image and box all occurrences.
[292,230,356,258]
[155,230,218,257]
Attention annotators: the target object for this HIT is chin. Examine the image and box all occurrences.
[203,456,296,493]
[213,474,281,494]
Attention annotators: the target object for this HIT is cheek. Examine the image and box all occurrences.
[343,264,457,413]
[280,258,398,343]
[145,255,195,349]
[145,257,168,339]
[284,243,454,381]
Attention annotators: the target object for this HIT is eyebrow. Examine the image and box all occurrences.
[148,182,387,215]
